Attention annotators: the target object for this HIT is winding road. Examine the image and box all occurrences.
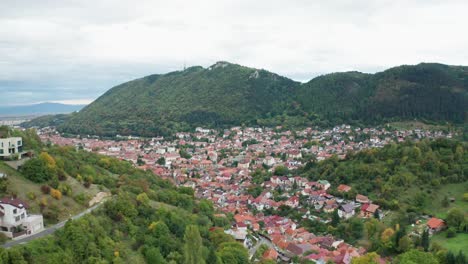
[1,199,107,249]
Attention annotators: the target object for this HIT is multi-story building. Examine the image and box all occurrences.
[0,137,23,159]
[0,197,44,239]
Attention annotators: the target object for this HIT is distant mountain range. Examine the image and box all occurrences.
[0,102,85,116]
[23,62,467,136]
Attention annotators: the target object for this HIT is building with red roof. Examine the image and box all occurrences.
[427,217,446,234]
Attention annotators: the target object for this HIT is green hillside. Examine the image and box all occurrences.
[57,62,299,137]
[24,62,468,136]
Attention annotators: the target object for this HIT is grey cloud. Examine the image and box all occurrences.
[0,0,467,105]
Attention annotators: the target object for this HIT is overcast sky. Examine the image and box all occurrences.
[1,0,467,106]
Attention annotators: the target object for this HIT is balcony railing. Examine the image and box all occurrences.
[12,230,27,238]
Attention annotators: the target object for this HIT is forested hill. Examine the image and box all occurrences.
[24,62,468,136]
[297,63,468,125]
[56,62,299,137]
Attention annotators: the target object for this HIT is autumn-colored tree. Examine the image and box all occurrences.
[50,188,62,200]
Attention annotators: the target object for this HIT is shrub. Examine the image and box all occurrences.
[57,169,67,181]
[463,193,468,202]
[58,184,72,196]
[50,188,62,200]
[74,193,87,206]
[39,197,48,210]
[41,185,51,194]
[27,192,36,201]
[446,227,457,238]
[0,233,8,244]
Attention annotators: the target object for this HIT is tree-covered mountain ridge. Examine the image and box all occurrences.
[25,61,468,136]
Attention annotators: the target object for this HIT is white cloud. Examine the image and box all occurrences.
[0,0,467,104]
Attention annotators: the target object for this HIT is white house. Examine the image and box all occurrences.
[0,197,44,239]
[338,203,355,219]
[263,156,276,166]
[0,137,23,159]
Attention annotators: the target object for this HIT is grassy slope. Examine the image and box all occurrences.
[432,233,468,255]
[399,182,468,254]
[427,183,468,255]
[0,161,105,225]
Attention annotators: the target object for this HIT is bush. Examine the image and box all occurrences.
[21,155,56,183]
[73,193,87,206]
[446,227,457,238]
[58,169,67,181]
[58,184,72,196]
[41,185,51,194]
[463,193,468,202]
[50,188,62,200]
[0,233,8,244]
[27,192,36,201]
[39,197,48,210]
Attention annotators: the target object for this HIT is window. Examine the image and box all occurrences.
[18,141,22,146]
[13,209,17,214]
[15,216,20,222]
[21,213,25,219]
[0,149,3,154]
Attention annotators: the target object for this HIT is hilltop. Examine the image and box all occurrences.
[24,62,468,136]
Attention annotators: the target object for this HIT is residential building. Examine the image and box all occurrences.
[338,203,355,219]
[427,217,446,234]
[0,197,44,239]
[0,137,23,159]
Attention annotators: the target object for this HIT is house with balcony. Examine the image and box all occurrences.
[0,197,44,239]
[0,137,23,160]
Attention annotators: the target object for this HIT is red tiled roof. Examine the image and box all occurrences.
[263,248,278,260]
[427,217,445,229]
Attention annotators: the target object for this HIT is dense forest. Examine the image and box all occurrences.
[23,62,468,137]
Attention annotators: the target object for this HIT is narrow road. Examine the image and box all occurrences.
[1,199,107,249]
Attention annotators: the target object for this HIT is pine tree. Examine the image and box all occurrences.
[421,229,430,252]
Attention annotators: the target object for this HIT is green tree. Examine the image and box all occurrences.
[447,208,465,231]
[21,157,56,183]
[351,252,380,264]
[273,165,288,176]
[396,249,438,264]
[421,229,430,252]
[217,242,249,264]
[398,236,413,253]
[331,210,340,227]
[184,225,205,264]
[145,247,166,264]
[441,195,450,208]
[157,157,166,165]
